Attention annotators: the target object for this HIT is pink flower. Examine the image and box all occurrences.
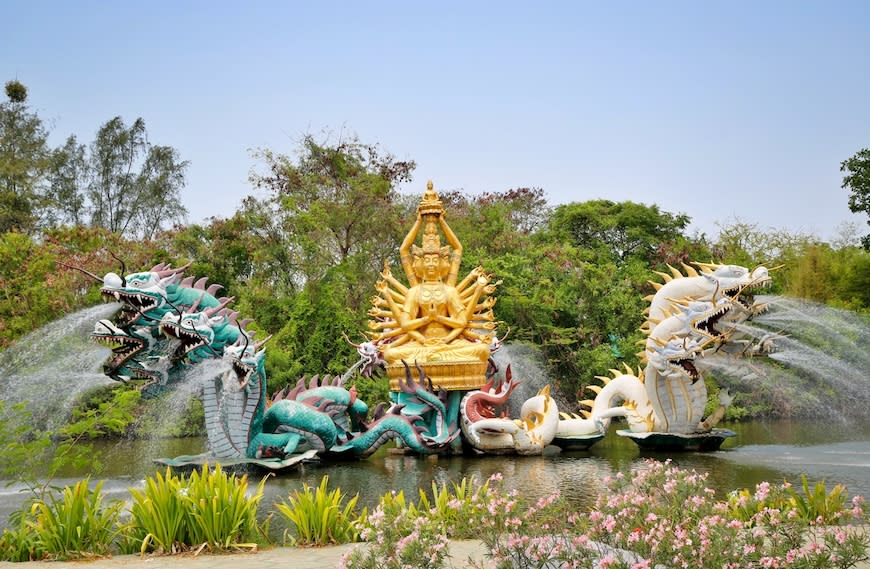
[755,481,771,502]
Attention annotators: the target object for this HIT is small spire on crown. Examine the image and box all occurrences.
[418,180,443,217]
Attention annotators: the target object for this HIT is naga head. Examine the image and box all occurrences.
[669,296,735,343]
[223,341,266,390]
[343,333,387,378]
[648,335,706,383]
[92,319,152,381]
[100,263,190,327]
[698,263,772,314]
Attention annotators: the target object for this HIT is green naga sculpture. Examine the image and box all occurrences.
[81,260,459,467]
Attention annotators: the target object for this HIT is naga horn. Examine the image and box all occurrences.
[56,261,103,283]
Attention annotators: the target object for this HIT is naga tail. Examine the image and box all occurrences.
[330,405,456,458]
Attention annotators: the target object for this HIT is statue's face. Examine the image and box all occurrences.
[423,253,440,280]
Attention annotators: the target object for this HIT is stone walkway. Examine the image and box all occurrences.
[0,541,489,569]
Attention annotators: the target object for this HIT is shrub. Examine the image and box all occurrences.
[275,475,360,545]
[125,465,266,554]
[26,479,121,560]
[729,474,851,524]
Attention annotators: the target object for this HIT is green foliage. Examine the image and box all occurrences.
[64,386,140,439]
[126,468,189,553]
[841,148,870,250]
[248,134,414,299]
[0,510,40,562]
[0,80,52,234]
[43,117,189,239]
[545,199,690,264]
[0,401,52,483]
[416,476,506,539]
[27,479,122,559]
[133,394,205,438]
[183,465,266,550]
[0,225,165,349]
[350,372,391,410]
[266,277,365,392]
[275,475,361,545]
[729,475,850,524]
[126,466,267,553]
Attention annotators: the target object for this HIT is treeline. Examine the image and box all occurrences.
[1,81,870,425]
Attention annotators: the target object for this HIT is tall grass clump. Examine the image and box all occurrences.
[125,465,267,554]
[27,479,121,559]
[0,479,120,561]
[126,468,189,553]
[0,510,41,561]
[275,475,360,545]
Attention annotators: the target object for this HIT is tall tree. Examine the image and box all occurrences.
[43,116,189,239]
[545,199,690,264]
[841,148,870,250]
[0,80,52,234]
[248,134,415,302]
[86,117,188,239]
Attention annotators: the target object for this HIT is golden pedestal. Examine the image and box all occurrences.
[387,360,488,391]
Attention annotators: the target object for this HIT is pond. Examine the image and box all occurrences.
[3,418,870,529]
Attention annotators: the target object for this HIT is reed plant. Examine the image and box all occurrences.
[125,465,268,553]
[27,479,121,559]
[275,475,360,545]
[0,510,41,562]
[126,468,189,553]
[184,464,266,549]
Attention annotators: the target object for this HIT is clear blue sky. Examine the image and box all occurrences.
[3,1,868,241]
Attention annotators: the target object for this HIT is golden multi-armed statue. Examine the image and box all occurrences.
[368,181,499,390]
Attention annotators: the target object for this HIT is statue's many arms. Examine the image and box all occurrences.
[368,181,498,391]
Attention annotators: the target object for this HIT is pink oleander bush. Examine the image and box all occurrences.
[480,459,870,569]
[340,473,569,569]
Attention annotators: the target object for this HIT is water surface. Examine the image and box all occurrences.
[4,418,869,528]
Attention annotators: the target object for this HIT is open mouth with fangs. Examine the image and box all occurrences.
[101,288,160,325]
[159,321,208,358]
[693,304,731,339]
[231,357,256,388]
[668,355,701,383]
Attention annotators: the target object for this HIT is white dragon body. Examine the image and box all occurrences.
[460,371,560,455]
[559,261,773,440]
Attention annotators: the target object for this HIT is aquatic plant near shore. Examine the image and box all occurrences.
[27,479,121,560]
[125,465,265,554]
[275,475,360,546]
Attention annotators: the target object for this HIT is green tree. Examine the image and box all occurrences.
[545,200,691,264]
[248,133,415,307]
[0,80,52,234]
[44,117,189,239]
[841,148,870,249]
[437,187,549,257]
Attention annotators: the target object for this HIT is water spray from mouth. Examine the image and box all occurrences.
[697,295,870,419]
[0,303,122,432]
